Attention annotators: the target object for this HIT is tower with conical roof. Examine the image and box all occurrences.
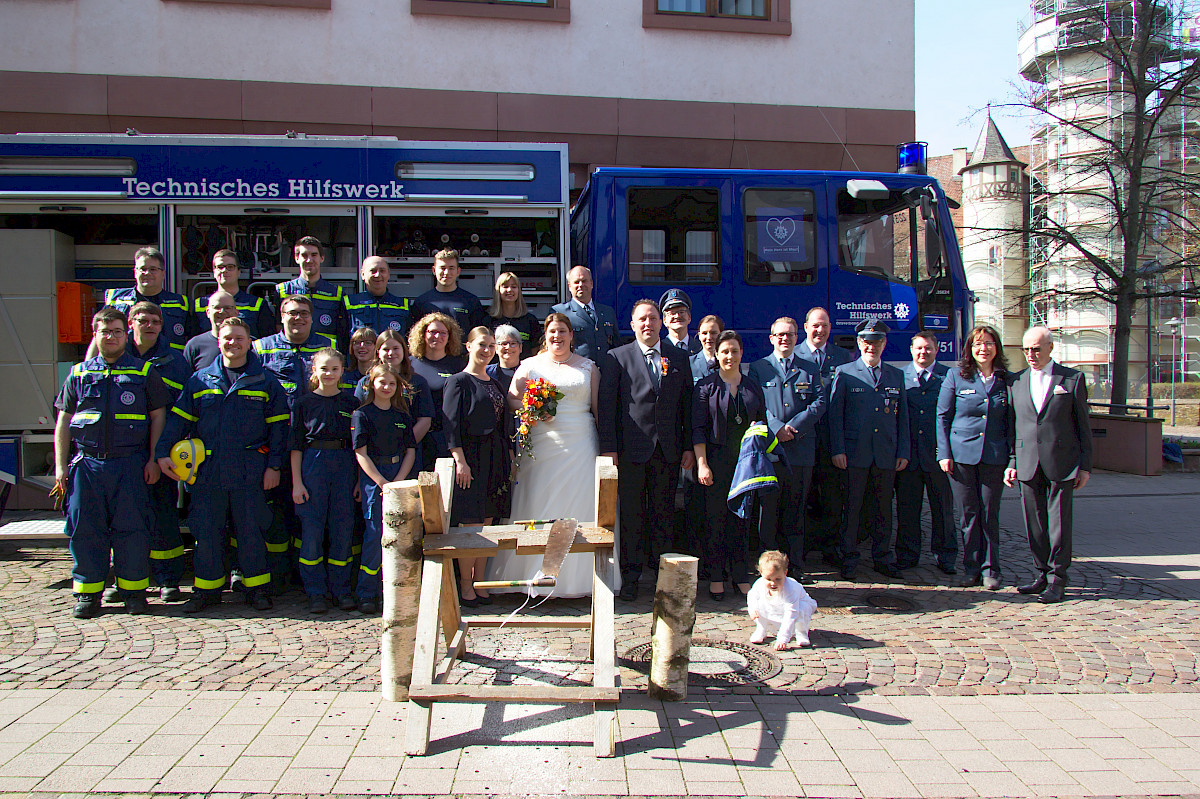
[959,111,1029,358]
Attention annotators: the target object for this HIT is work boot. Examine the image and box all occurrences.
[252,594,273,611]
[357,599,379,615]
[72,595,102,619]
[124,594,150,615]
[183,592,222,614]
[102,586,121,604]
[336,595,357,612]
[159,586,184,603]
[308,595,328,614]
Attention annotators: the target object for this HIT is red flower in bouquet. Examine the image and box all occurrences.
[513,377,565,458]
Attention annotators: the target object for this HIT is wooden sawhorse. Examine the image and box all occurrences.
[404,456,620,757]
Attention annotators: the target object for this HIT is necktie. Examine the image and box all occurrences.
[871,366,880,386]
[781,357,791,374]
[919,370,929,387]
[582,303,596,325]
[646,349,661,390]
[815,348,825,372]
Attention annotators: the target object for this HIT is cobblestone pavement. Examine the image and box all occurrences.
[1,473,1197,697]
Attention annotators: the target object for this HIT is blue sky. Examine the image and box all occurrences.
[916,0,1036,156]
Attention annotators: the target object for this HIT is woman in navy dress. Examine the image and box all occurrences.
[409,312,467,471]
[937,324,1011,590]
[693,330,767,602]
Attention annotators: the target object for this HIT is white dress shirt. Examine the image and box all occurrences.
[1030,361,1055,413]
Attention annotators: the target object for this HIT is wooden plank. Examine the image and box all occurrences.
[403,556,445,756]
[435,457,455,522]
[422,526,613,557]
[417,470,446,536]
[438,558,462,646]
[433,622,469,685]
[592,545,618,757]
[469,618,591,629]
[594,455,618,530]
[408,684,620,703]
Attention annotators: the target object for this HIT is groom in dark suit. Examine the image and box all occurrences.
[1005,326,1092,604]
[599,299,694,601]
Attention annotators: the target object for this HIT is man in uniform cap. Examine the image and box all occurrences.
[829,318,909,581]
[660,289,701,355]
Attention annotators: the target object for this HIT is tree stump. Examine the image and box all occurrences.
[381,478,423,701]
[648,553,698,701]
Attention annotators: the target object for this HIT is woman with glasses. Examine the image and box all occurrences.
[936,325,1011,590]
[409,313,467,470]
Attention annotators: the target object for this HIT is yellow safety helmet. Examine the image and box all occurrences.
[169,438,206,485]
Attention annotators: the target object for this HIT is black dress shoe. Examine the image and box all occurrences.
[474,594,493,606]
[459,596,478,608]
[708,586,725,602]
[1038,583,1065,603]
[1017,576,1048,595]
[895,560,919,571]
[790,568,815,585]
[875,564,904,580]
[840,567,858,582]
[937,563,958,576]
[619,584,639,602]
[959,574,983,588]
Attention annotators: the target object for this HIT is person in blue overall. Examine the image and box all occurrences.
[352,364,416,614]
[346,256,409,337]
[54,307,172,618]
[253,294,337,588]
[156,317,289,613]
[192,249,277,340]
[126,301,192,603]
[290,348,360,614]
[272,236,348,348]
[98,246,190,353]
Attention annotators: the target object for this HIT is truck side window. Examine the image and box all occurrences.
[743,188,816,285]
[626,187,719,284]
[836,189,922,285]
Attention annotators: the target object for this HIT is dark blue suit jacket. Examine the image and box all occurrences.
[551,298,618,364]
[795,340,855,450]
[902,362,950,472]
[829,359,910,469]
[690,350,717,384]
[748,354,825,467]
[936,369,1012,466]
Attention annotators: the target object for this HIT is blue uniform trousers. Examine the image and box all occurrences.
[66,454,151,597]
[267,462,301,583]
[358,460,404,601]
[895,467,957,570]
[295,448,356,598]
[840,464,897,571]
[189,487,272,596]
[148,477,184,587]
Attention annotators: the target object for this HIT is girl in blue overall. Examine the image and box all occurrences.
[290,347,360,614]
[352,364,417,614]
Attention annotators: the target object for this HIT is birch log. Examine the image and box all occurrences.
[648,553,698,701]
[381,478,423,702]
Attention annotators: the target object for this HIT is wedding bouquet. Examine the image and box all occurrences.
[513,377,565,458]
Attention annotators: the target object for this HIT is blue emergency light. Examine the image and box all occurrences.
[896,141,928,175]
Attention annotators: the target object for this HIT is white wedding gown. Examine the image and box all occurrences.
[486,355,620,597]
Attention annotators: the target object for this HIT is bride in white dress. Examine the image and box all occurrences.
[486,313,620,597]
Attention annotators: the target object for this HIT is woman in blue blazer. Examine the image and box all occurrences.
[936,325,1011,590]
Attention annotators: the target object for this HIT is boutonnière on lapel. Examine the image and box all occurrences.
[660,356,669,377]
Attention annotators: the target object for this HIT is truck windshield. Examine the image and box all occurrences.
[836,188,929,286]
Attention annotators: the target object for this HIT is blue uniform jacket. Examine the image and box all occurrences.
[193,291,276,340]
[795,340,855,450]
[727,423,782,520]
[937,369,1012,466]
[61,353,161,456]
[551,298,618,364]
[748,354,826,467]
[345,290,409,336]
[690,350,716,384]
[252,331,337,403]
[829,359,910,469]
[903,362,950,472]
[127,338,191,400]
[105,287,190,350]
[274,276,347,346]
[156,358,289,489]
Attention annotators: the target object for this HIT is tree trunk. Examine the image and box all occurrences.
[1111,284,1135,411]
[648,553,698,702]
[380,478,423,702]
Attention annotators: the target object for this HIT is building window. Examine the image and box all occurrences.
[643,0,790,34]
[743,188,816,285]
[626,187,720,284]
[411,0,569,23]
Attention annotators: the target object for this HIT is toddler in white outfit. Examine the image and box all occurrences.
[747,551,818,650]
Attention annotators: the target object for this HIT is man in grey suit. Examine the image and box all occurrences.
[895,331,957,574]
[830,319,909,581]
[796,307,855,562]
[599,299,694,601]
[552,265,618,363]
[749,316,826,584]
[1004,326,1093,604]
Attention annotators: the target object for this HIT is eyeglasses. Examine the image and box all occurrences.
[426,329,448,337]
[135,266,164,273]
[1022,345,1044,353]
[770,332,796,339]
[283,310,311,319]
[96,329,125,338]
